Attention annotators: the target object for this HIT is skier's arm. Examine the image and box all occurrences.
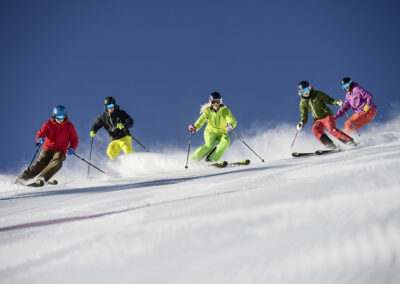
[120,110,134,129]
[319,91,336,105]
[334,97,351,119]
[359,87,374,107]
[69,124,79,150]
[299,102,308,125]
[91,114,105,133]
[193,112,208,130]
[35,121,50,142]
[225,108,237,128]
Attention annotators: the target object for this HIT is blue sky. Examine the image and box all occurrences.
[1,0,399,173]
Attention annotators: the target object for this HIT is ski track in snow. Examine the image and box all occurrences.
[0,123,400,284]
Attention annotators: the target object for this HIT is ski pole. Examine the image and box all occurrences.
[344,111,360,137]
[74,153,106,174]
[87,137,94,177]
[231,130,265,162]
[132,136,150,152]
[290,130,299,148]
[29,143,42,167]
[185,132,193,169]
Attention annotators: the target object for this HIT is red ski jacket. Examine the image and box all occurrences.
[35,119,79,153]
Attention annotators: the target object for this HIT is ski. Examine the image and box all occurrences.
[315,149,340,155]
[292,152,315,158]
[228,159,250,166]
[292,149,340,158]
[209,161,228,168]
[26,179,58,187]
[209,160,250,168]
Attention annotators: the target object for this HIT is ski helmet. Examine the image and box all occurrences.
[341,77,352,89]
[209,91,222,103]
[298,81,310,91]
[104,97,116,109]
[53,105,67,118]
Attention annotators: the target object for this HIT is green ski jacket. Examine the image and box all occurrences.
[194,105,237,134]
[299,90,337,125]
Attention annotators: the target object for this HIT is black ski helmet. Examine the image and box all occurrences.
[209,91,222,102]
[53,105,67,116]
[298,81,310,91]
[104,97,116,109]
[341,77,352,85]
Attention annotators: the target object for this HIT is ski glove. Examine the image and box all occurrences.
[296,122,304,131]
[90,130,96,138]
[334,99,343,107]
[188,124,197,133]
[36,137,46,144]
[117,123,125,130]
[226,124,233,132]
[67,148,75,155]
[363,104,371,111]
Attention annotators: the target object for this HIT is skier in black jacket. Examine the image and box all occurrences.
[90,97,135,159]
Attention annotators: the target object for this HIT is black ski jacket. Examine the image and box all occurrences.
[91,106,134,141]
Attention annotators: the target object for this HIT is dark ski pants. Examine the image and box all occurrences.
[18,148,66,182]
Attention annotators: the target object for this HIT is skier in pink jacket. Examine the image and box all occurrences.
[334,77,377,133]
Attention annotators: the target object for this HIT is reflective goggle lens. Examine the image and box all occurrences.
[55,115,65,120]
[300,87,310,94]
[342,82,351,89]
[211,100,221,104]
[106,103,115,109]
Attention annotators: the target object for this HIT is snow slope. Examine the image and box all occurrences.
[1,120,400,284]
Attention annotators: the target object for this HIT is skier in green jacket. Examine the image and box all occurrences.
[189,92,237,162]
[296,81,355,149]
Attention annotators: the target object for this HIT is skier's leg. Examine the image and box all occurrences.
[17,149,53,181]
[324,115,354,143]
[190,132,216,161]
[343,113,357,133]
[311,120,325,140]
[39,151,66,182]
[312,119,336,148]
[345,109,376,133]
[208,133,230,161]
[120,136,136,155]
[107,140,123,159]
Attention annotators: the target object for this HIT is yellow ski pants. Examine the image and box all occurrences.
[107,135,135,159]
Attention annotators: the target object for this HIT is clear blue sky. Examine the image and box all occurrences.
[1,0,399,172]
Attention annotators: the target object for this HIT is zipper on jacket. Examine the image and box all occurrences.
[108,112,115,131]
[309,99,317,119]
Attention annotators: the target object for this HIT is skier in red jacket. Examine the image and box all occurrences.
[16,105,79,186]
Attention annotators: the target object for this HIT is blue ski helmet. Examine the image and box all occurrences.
[53,105,67,116]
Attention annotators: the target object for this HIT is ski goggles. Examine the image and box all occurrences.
[210,99,222,104]
[341,82,351,89]
[105,103,115,109]
[300,87,310,94]
[55,115,65,120]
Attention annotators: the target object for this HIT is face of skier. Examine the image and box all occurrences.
[211,99,221,110]
[54,114,65,124]
[106,103,115,113]
[299,87,310,98]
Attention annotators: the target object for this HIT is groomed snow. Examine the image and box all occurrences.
[1,119,400,284]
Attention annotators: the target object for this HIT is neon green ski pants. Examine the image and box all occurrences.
[107,135,135,159]
[190,132,230,161]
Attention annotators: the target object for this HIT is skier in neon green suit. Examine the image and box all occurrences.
[188,92,237,162]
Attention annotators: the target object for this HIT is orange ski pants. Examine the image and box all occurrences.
[343,109,376,133]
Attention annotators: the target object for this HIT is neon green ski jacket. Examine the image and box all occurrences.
[194,105,237,134]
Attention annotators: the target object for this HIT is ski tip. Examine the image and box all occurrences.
[210,161,228,168]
